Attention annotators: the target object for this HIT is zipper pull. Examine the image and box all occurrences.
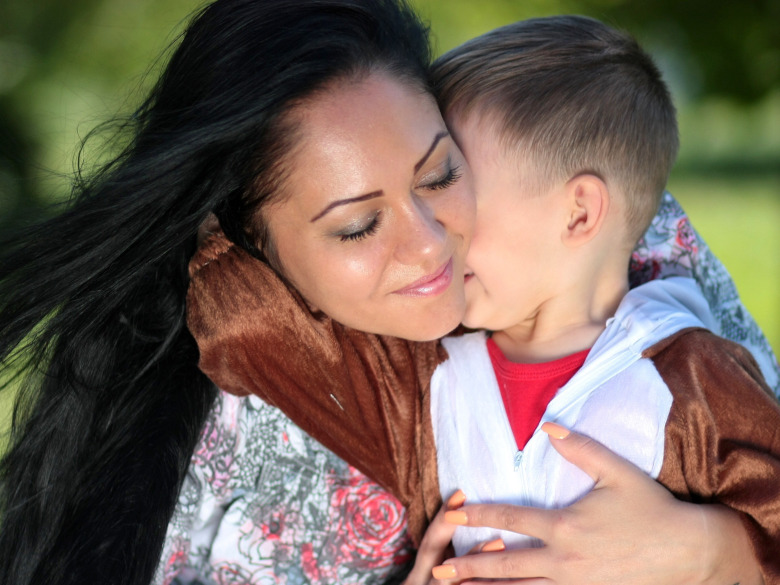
[513,450,523,471]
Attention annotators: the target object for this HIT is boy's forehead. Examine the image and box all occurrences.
[449,110,503,153]
[448,107,564,201]
[448,109,528,170]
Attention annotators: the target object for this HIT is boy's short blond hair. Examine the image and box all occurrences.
[432,15,679,243]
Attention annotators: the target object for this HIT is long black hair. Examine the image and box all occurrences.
[0,1,431,583]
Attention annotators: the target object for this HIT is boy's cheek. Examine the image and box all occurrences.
[461,280,486,328]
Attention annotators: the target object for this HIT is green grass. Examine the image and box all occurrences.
[668,174,780,355]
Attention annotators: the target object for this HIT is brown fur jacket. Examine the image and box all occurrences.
[187,232,780,581]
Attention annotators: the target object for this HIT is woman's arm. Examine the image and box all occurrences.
[432,426,763,585]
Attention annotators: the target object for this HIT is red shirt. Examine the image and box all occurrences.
[487,338,589,450]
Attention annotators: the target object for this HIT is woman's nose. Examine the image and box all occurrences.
[393,196,446,266]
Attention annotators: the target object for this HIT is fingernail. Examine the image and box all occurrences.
[432,564,457,580]
[541,421,570,439]
[444,510,468,525]
[481,538,505,552]
[447,489,466,509]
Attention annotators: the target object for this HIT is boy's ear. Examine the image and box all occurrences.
[561,173,609,247]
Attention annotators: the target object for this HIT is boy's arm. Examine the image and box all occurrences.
[186,233,444,542]
[648,329,780,584]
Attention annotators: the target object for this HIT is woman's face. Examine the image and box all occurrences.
[264,72,475,341]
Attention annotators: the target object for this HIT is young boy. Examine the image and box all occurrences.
[185,14,780,580]
[426,15,780,559]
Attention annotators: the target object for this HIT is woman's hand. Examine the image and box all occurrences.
[432,424,763,585]
[403,490,506,585]
[402,490,460,585]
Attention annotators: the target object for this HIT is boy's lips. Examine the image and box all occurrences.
[393,258,454,297]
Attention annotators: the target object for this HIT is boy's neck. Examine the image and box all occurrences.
[492,272,629,364]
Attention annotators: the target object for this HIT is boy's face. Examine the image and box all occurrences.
[449,113,568,334]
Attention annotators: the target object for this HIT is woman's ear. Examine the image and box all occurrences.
[561,174,610,247]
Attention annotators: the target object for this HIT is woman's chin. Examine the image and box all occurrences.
[405,311,465,341]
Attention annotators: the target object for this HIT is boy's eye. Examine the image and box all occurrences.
[338,212,382,242]
[421,159,462,191]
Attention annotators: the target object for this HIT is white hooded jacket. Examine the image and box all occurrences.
[431,277,721,553]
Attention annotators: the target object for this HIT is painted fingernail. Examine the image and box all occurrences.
[447,489,466,509]
[432,564,457,580]
[481,538,505,552]
[444,510,468,525]
[541,421,570,439]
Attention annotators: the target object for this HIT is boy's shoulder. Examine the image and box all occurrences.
[644,326,750,358]
[643,327,778,405]
[617,277,716,329]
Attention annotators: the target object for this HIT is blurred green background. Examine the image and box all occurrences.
[0,0,778,365]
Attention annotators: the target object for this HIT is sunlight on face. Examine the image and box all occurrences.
[264,73,475,341]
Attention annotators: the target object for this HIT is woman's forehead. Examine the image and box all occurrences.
[294,72,441,140]
[278,73,448,204]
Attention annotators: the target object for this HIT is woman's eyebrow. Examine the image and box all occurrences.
[415,131,449,172]
[311,190,383,222]
[311,130,450,223]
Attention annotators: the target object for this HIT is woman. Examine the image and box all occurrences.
[0,1,771,584]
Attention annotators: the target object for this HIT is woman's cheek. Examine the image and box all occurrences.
[315,248,389,311]
[343,254,380,279]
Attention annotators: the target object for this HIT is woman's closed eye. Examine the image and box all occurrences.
[419,158,462,191]
[338,211,382,242]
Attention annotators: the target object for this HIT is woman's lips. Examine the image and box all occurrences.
[393,258,454,297]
